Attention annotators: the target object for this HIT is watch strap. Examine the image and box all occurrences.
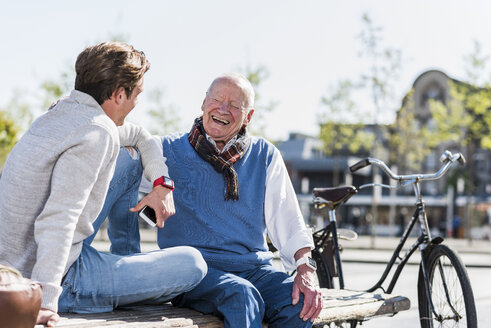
[295,256,317,271]
[153,176,175,190]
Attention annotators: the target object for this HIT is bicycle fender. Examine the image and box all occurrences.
[422,236,444,257]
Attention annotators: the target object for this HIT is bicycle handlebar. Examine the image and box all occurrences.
[349,150,465,183]
[349,159,371,172]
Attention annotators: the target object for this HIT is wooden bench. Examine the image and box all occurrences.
[47,288,410,327]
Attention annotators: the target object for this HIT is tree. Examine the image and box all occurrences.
[464,40,490,86]
[239,64,278,139]
[146,88,181,135]
[318,13,403,242]
[319,79,374,185]
[0,110,18,168]
[358,13,404,243]
[41,67,72,109]
[427,40,491,239]
[357,13,402,160]
[388,89,431,173]
[2,90,36,136]
[319,13,403,162]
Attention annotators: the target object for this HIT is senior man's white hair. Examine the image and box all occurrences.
[207,73,255,110]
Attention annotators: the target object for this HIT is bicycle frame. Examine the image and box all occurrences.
[326,151,466,318]
[365,195,429,294]
[328,208,345,289]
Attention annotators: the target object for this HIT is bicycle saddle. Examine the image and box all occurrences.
[312,185,357,210]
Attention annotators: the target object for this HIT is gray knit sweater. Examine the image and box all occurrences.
[0,90,168,311]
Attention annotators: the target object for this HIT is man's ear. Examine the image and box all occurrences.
[112,87,126,105]
[243,109,254,127]
[201,97,207,112]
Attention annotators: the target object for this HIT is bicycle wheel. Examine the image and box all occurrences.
[312,248,334,288]
[417,244,477,327]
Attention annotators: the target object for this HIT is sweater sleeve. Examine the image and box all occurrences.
[118,122,168,183]
[31,125,117,311]
[264,148,314,271]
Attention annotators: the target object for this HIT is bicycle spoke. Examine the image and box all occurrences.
[430,255,466,327]
[418,244,476,328]
[436,259,462,319]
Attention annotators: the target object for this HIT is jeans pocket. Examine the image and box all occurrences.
[58,265,77,312]
[62,261,79,292]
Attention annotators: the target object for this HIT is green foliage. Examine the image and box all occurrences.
[388,89,430,171]
[319,80,374,155]
[239,64,278,139]
[427,80,491,150]
[3,90,36,133]
[146,88,181,135]
[357,13,402,125]
[0,110,19,167]
[320,123,375,155]
[41,67,73,109]
[320,80,356,123]
[319,13,402,161]
[464,40,489,86]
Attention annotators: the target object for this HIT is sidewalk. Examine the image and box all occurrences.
[344,234,491,254]
[340,235,491,268]
[91,228,491,268]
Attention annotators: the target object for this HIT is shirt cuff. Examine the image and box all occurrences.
[279,228,314,271]
[40,282,62,312]
[139,176,153,194]
[143,162,169,184]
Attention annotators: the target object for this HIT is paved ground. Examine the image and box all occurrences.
[92,228,491,267]
[342,263,490,327]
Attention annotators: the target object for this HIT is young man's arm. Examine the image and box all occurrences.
[117,123,168,182]
[32,125,117,316]
[118,123,174,227]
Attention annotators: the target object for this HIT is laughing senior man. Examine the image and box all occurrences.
[155,73,322,327]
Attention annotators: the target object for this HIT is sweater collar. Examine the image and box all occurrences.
[70,90,102,110]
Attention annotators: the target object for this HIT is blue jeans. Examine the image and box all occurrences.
[172,265,313,328]
[84,147,143,255]
[58,148,207,313]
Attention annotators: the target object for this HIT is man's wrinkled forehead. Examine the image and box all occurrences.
[207,76,254,106]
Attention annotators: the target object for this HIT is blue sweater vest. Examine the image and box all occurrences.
[157,133,276,272]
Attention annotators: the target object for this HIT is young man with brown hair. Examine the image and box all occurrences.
[0,42,206,326]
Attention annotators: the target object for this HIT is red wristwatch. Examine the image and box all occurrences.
[153,176,175,191]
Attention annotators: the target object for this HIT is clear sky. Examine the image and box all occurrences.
[1,0,490,141]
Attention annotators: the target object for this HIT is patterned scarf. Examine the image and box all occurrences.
[188,116,250,200]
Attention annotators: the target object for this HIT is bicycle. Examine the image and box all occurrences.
[311,150,477,327]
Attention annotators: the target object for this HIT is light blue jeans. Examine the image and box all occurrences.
[58,148,207,313]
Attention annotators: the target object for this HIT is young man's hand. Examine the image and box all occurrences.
[130,185,175,228]
[37,308,60,327]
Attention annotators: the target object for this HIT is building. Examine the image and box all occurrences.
[276,70,491,238]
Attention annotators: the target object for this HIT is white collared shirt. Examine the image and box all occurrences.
[264,148,314,271]
[205,133,238,153]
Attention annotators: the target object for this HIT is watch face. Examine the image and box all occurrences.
[308,257,317,269]
[163,176,174,188]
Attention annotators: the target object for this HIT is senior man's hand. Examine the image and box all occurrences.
[130,185,175,228]
[292,262,323,322]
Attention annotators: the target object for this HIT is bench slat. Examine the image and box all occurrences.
[313,289,411,326]
[48,288,410,327]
